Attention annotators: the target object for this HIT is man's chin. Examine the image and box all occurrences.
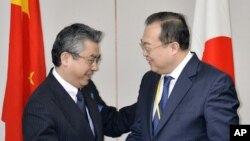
[80,79,89,88]
[150,67,161,74]
[150,66,157,72]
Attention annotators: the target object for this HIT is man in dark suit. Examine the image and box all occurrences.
[23,23,135,141]
[84,80,136,137]
[126,11,239,141]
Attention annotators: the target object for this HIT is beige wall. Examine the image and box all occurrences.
[0,0,249,140]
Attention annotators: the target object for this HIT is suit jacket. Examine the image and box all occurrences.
[23,70,103,141]
[83,80,137,137]
[126,53,239,141]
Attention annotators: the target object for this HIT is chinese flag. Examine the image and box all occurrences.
[2,0,46,141]
[191,0,235,82]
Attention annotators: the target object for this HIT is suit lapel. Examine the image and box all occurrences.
[153,53,199,136]
[154,73,192,135]
[83,89,103,141]
[146,73,161,138]
[46,71,95,141]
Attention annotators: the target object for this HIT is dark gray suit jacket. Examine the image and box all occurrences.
[127,53,239,141]
[23,70,103,141]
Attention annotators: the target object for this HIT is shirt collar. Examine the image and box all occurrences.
[162,51,193,80]
[52,68,78,101]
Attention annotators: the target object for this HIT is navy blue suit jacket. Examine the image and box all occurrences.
[23,70,103,141]
[127,53,239,141]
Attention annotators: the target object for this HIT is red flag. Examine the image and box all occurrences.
[2,0,46,140]
[191,0,235,82]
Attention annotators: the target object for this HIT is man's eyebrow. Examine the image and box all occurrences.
[140,39,151,45]
[89,54,101,58]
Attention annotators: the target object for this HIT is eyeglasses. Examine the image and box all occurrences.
[139,43,163,53]
[73,53,101,65]
[139,41,173,54]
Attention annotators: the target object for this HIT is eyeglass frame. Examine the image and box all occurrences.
[70,53,101,65]
[139,41,174,53]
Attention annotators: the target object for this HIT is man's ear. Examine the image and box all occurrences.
[170,42,180,55]
[60,52,71,66]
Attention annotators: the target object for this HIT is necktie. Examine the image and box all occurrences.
[152,76,173,134]
[159,76,173,112]
[76,90,87,115]
[76,90,96,136]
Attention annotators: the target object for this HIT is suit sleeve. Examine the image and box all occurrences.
[204,73,239,141]
[87,80,136,137]
[126,91,143,141]
[101,103,137,137]
[23,99,58,141]
[126,72,151,141]
[125,108,142,141]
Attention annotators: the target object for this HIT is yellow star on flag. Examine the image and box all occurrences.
[11,0,29,16]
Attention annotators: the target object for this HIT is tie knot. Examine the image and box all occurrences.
[163,76,173,87]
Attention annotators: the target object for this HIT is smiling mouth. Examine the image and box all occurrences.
[86,73,93,79]
[86,74,91,79]
[146,59,152,64]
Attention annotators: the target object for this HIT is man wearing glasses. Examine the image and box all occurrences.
[23,23,135,141]
[127,11,239,141]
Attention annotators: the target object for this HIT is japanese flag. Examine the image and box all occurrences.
[191,0,235,81]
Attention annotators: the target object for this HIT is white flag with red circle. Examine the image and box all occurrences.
[191,0,235,81]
